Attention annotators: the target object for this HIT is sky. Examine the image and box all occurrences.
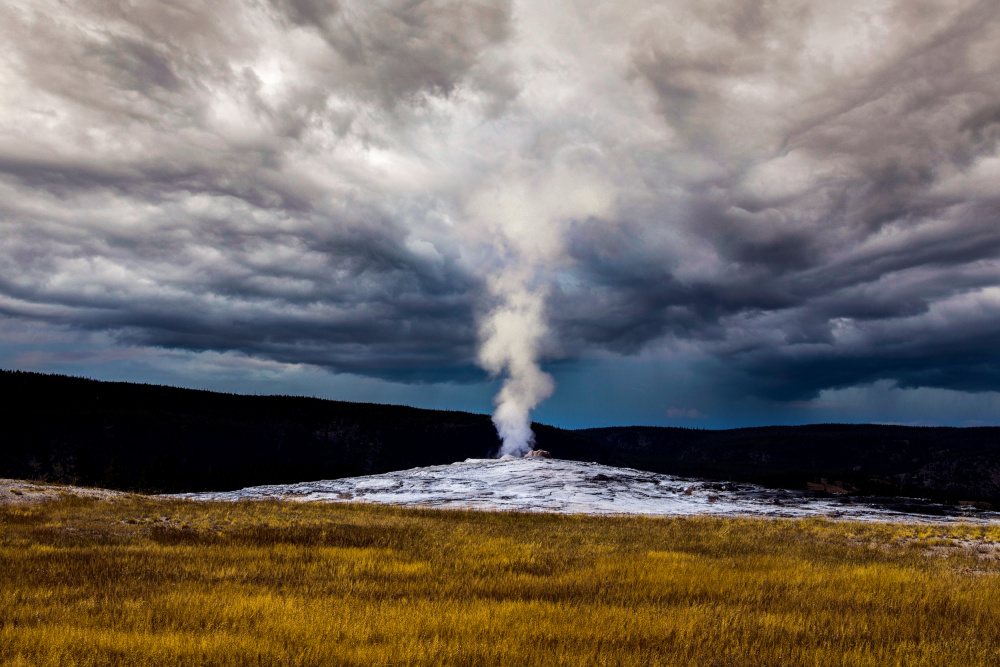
[2,0,1000,431]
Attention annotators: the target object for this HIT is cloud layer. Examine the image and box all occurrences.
[2,0,999,406]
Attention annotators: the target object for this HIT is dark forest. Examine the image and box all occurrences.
[2,370,998,506]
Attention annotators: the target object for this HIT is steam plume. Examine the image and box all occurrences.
[478,271,555,456]
[469,157,615,456]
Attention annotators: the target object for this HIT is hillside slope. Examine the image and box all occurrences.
[2,370,999,505]
[582,425,1000,506]
[0,370,612,493]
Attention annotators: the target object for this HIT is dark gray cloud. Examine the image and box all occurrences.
[1,0,1000,408]
[268,0,513,106]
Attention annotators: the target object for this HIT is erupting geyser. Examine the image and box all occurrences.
[477,271,554,457]
[469,158,617,457]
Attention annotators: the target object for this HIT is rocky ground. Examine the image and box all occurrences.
[6,457,1000,526]
[0,479,128,506]
[172,457,1000,525]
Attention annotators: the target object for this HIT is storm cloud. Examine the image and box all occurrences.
[1,0,999,409]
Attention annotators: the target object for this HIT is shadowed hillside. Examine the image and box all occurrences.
[0,370,613,493]
[581,425,1000,507]
[2,370,999,505]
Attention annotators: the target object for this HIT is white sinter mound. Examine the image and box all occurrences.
[172,457,998,524]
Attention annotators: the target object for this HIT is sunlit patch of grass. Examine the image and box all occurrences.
[1,498,999,666]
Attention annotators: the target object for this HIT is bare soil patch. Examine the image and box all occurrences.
[0,479,129,506]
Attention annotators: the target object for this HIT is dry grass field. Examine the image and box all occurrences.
[1,492,999,666]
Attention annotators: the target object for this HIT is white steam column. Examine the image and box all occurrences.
[468,153,616,457]
[477,268,554,456]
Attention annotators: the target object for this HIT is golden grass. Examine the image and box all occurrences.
[1,496,999,666]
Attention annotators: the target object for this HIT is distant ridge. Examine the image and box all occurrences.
[581,424,1000,508]
[1,369,999,506]
[0,370,610,493]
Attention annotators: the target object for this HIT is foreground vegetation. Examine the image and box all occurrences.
[1,496,999,666]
